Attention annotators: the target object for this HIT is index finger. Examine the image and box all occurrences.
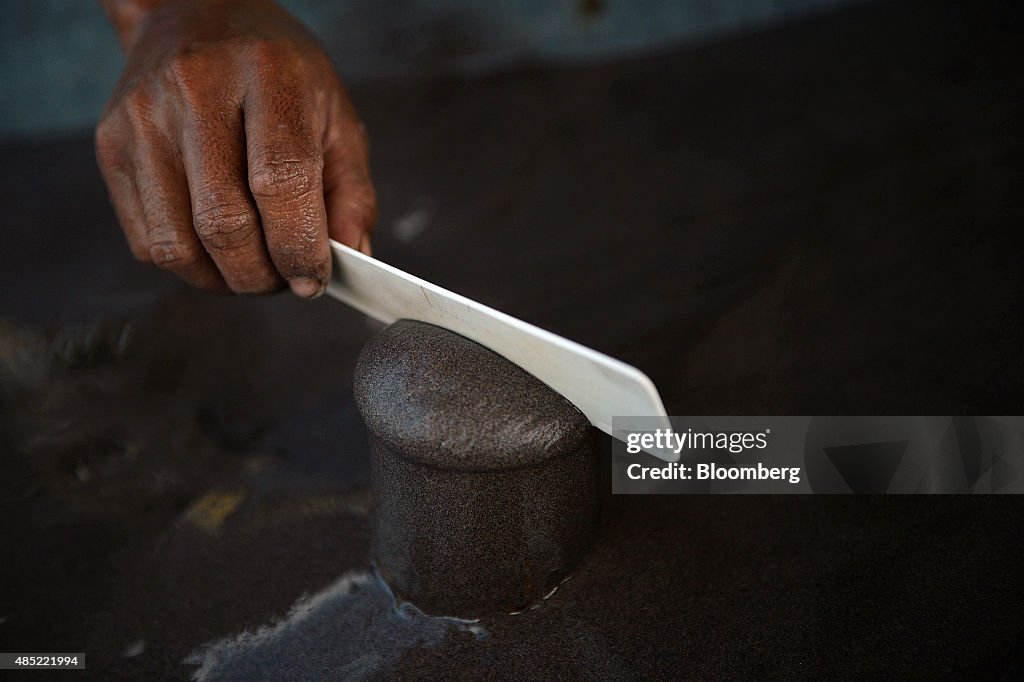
[244,68,330,298]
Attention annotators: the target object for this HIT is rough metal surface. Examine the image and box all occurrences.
[356,320,597,615]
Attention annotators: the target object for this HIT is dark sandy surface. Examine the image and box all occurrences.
[357,320,597,615]
[1,0,1023,679]
[354,320,592,470]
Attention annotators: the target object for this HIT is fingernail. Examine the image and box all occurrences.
[358,234,373,257]
[289,277,323,299]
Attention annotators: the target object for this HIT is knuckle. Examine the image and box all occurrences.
[95,143,124,178]
[270,238,315,259]
[123,88,156,129]
[193,203,259,250]
[94,116,118,152]
[252,39,305,71]
[249,156,320,201]
[94,119,128,171]
[149,239,199,270]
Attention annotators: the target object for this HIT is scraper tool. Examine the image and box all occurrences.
[327,240,675,461]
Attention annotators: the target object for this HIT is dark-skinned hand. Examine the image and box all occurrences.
[96,0,376,298]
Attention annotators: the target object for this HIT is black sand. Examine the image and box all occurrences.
[355,320,597,616]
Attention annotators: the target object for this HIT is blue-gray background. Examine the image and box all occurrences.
[0,0,865,140]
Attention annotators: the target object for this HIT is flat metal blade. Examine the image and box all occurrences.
[327,240,675,461]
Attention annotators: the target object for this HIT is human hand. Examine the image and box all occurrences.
[96,0,376,297]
